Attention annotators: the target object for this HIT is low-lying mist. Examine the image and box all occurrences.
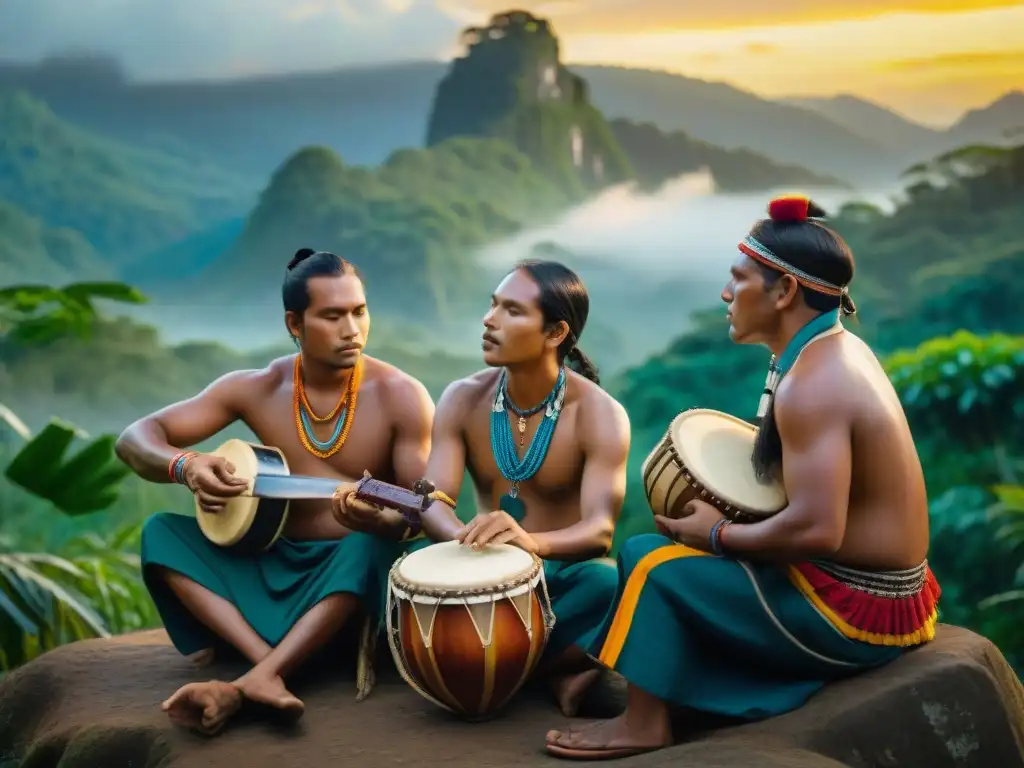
[127,170,898,379]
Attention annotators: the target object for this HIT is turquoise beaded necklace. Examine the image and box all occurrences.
[299,403,349,452]
[756,309,842,421]
[490,367,567,521]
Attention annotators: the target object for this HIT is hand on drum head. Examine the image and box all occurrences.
[654,499,725,552]
[332,485,403,536]
[185,455,250,513]
[456,510,539,555]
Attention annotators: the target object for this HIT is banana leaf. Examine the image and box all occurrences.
[0,553,110,669]
[61,281,147,307]
[0,281,147,343]
[4,419,132,515]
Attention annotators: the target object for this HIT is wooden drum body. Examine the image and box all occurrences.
[385,540,555,720]
[641,408,788,523]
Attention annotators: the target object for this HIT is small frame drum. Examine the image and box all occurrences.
[641,408,788,523]
[385,540,555,720]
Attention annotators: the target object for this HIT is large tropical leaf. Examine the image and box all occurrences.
[4,419,133,514]
[0,552,109,669]
[0,281,147,343]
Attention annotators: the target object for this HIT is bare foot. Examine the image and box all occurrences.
[161,680,243,736]
[234,670,305,722]
[550,668,602,717]
[545,714,672,760]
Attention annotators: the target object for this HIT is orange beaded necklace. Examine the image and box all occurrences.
[292,354,363,459]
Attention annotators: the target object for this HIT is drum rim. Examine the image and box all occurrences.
[389,550,543,598]
[196,439,290,546]
[647,407,786,518]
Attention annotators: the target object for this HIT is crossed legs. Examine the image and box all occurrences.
[157,567,358,736]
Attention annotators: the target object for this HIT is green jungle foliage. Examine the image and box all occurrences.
[608,119,846,192]
[192,138,575,320]
[0,89,254,262]
[0,201,110,285]
[0,284,159,669]
[0,137,1021,677]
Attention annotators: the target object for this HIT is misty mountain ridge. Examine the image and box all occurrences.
[3,51,1017,188]
[781,94,942,153]
[0,11,845,294]
[783,91,1024,157]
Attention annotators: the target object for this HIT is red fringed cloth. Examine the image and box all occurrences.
[787,560,941,647]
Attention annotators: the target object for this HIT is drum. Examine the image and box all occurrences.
[641,408,787,523]
[385,540,555,720]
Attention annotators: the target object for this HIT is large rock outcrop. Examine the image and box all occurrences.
[0,624,1021,768]
[426,9,633,193]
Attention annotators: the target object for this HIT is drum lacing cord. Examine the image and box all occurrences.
[385,561,460,714]
[383,556,558,715]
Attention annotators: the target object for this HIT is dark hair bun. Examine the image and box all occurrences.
[287,248,317,270]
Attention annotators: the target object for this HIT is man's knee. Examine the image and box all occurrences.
[579,558,619,606]
[617,532,674,574]
[141,510,180,544]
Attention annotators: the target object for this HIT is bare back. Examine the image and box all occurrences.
[120,353,433,541]
[776,331,929,569]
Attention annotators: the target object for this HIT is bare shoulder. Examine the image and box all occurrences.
[571,372,631,448]
[435,368,500,423]
[774,339,853,426]
[202,357,286,407]
[363,355,434,417]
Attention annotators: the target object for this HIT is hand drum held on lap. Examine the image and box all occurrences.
[641,409,787,523]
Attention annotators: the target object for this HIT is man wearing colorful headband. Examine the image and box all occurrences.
[116,249,434,736]
[543,196,940,759]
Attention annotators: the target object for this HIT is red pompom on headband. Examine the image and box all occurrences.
[767,195,810,223]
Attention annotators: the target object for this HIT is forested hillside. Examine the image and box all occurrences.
[0,89,254,263]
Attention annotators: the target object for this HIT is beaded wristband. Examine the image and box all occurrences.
[427,490,457,509]
[709,519,732,557]
[168,451,197,488]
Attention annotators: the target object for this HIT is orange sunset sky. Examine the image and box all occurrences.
[1,0,1021,127]
[443,0,1024,125]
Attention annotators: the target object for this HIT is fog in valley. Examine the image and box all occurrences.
[126,170,900,376]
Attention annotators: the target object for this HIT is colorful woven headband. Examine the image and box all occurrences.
[738,235,848,299]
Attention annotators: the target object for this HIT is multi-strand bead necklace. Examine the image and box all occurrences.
[293,354,363,458]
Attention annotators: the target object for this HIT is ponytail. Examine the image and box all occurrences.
[751,393,783,480]
[566,346,600,385]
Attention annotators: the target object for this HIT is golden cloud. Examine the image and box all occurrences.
[882,49,1024,72]
[442,0,1024,33]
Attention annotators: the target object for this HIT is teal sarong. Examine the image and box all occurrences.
[398,537,618,660]
[141,511,404,657]
[589,534,905,720]
[542,557,619,659]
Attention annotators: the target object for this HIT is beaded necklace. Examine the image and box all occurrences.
[490,367,566,521]
[293,354,362,459]
[756,309,842,421]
